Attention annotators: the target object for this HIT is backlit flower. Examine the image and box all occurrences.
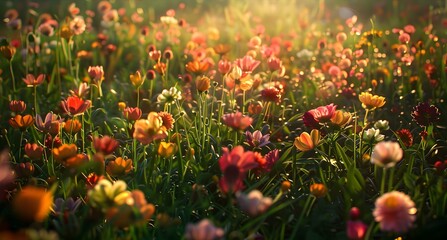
[13,186,53,222]
[373,191,416,232]
[69,16,86,35]
[52,144,77,163]
[245,130,270,148]
[87,179,132,212]
[363,128,384,143]
[158,111,175,130]
[88,66,104,84]
[130,70,144,88]
[411,102,440,127]
[222,112,253,131]
[374,120,390,131]
[310,183,327,198]
[123,107,142,121]
[294,129,321,152]
[371,141,403,168]
[330,110,352,127]
[218,146,257,194]
[195,76,211,92]
[35,112,62,135]
[106,157,133,176]
[347,220,368,240]
[61,96,91,116]
[185,219,224,240]
[133,112,168,145]
[0,45,16,60]
[23,74,45,87]
[9,100,26,113]
[9,114,34,130]
[359,92,386,110]
[234,55,260,77]
[307,104,337,123]
[24,143,43,160]
[63,118,82,134]
[157,87,182,105]
[260,87,281,102]
[396,129,413,147]
[94,136,119,155]
[236,190,272,217]
[158,142,177,158]
[186,60,210,75]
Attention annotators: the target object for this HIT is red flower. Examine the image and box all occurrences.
[261,87,281,102]
[411,102,440,127]
[222,112,253,131]
[9,100,26,113]
[307,104,337,123]
[218,146,257,194]
[123,107,142,121]
[396,129,413,147]
[61,96,91,116]
[94,136,119,155]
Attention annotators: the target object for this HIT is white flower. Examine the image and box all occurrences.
[371,141,403,168]
[374,120,390,131]
[157,87,182,105]
[363,128,384,142]
[236,190,272,217]
[87,179,132,212]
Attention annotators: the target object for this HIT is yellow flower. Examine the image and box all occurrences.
[130,70,144,88]
[13,186,53,222]
[294,129,321,152]
[359,92,386,110]
[118,102,126,111]
[330,110,352,127]
[157,142,177,158]
[310,183,327,198]
[106,157,133,176]
[195,76,211,92]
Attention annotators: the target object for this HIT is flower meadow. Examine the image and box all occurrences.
[0,0,447,239]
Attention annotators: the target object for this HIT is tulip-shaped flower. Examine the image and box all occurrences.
[294,129,321,152]
[133,112,168,145]
[222,112,253,131]
[94,135,119,155]
[61,96,91,116]
[23,74,45,87]
[236,190,272,217]
[245,130,270,148]
[13,186,53,222]
[234,55,260,78]
[359,92,386,111]
[9,114,34,131]
[307,103,337,124]
[35,112,63,135]
[218,146,258,194]
[184,219,224,240]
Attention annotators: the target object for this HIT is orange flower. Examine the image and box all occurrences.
[52,144,78,163]
[133,112,168,145]
[106,157,133,176]
[0,45,16,60]
[359,92,386,110]
[9,114,34,130]
[330,110,352,127]
[24,143,43,160]
[23,74,45,87]
[195,76,211,92]
[294,129,321,152]
[61,96,91,116]
[185,60,210,75]
[65,153,89,168]
[310,183,327,198]
[157,142,177,158]
[13,186,53,222]
[63,118,82,134]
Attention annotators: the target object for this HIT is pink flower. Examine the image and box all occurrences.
[399,33,410,44]
[373,191,417,233]
[35,112,63,135]
[371,141,403,168]
[236,190,272,217]
[245,130,270,148]
[123,107,142,121]
[133,112,168,145]
[94,136,119,155]
[23,74,45,87]
[184,219,224,240]
[218,146,257,194]
[347,220,368,240]
[222,112,253,131]
[234,55,260,77]
[217,59,232,74]
[61,96,91,116]
[267,57,282,72]
[70,16,86,35]
[88,66,104,83]
[307,103,337,123]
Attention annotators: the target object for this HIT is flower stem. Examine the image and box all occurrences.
[9,59,16,99]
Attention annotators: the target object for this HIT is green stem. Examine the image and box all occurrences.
[9,59,16,99]
[34,86,39,116]
[380,168,387,194]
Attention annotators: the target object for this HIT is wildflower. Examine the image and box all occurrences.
[88,66,104,84]
[218,146,257,194]
[61,96,91,116]
[185,60,210,75]
[35,112,62,135]
[185,219,224,240]
[163,49,174,60]
[217,59,232,74]
[130,70,144,88]
[395,129,413,147]
[94,136,119,155]
[133,112,168,145]
[15,162,34,178]
[347,207,368,240]
[281,180,291,192]
[158,142,177,158]
[310,183,327,198]
[70,82,90,98]
[195,76,211,92]
[411,102,440,127]
[9,100,26,113]
[157,87,182,105]
[260,87,281,102]
[294,129,321,152]
[373,191,416,232]
[146,69,156,80]
[236,190,272,217]
[53,197,82,217]
[262,149,280,172]
[9,114,34,130]
[307,104,337,123]
[24,143,43,160]
[106,157,133,176]
[63,118,82,134]
[248,102,263,115]
[214,44,231,56]
[302,111,321,129]
[123,107,142,121]
[86,173,104,189]
[23,74,45,87]
[371,141,403,168]
[330,110,352,127]
[157,112,174,131]
[374,120,390,131]
[267,57,283,72]
[148,49,161,61]
[434,160,447,173]
[0,45,16,60]
[52,143,77,163]
[13,186,53,222]
[38,23,55,36]
[69,16,86,35]
[234,55,260,77]
[363,128,385,142]
[87,179,132,212]
[222,112,253,131]
[359,92,386,110]
[245,130,270,148]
